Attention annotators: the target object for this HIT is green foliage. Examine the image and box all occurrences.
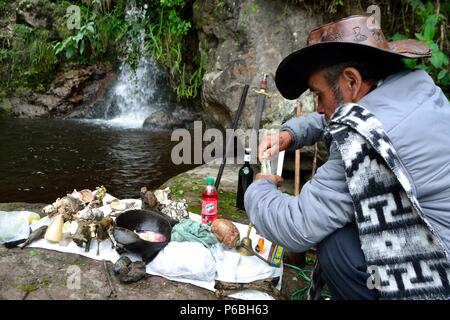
[391,1,449,93]
[145,0,204,100]
[0,24,58,96]
[55,21,95,59]
[83,0,112,13]
[54,2,127,63]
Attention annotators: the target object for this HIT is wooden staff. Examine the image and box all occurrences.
[294,100,302,196]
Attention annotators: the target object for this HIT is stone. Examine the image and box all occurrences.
[142,110,185,130]
[34,94,60,112]
[193,0,324,130]
[112,256,132,275]
[10,97,48,118]
[9,63,116,118]
[0,98,12,113]
[117,261,147,283]
[16,0,55,29]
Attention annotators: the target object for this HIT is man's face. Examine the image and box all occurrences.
[308,69,345,121]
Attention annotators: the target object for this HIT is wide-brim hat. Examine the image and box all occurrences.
[275,15,431,100]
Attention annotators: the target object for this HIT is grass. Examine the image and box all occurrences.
[17,276,53,294]
[168,176,249,223]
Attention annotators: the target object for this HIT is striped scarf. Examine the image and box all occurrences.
[308,103,450,300]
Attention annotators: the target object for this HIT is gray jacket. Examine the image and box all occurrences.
[244,69,450,254]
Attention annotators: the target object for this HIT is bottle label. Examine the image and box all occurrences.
[201,199,217,224]
[244,153,251,162]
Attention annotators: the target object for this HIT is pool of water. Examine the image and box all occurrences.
[0,117,197,203]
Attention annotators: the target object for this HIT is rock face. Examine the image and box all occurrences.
[193,0,324,129]
[11,64,116,118]
[16,0,55,29]
[143,111,181,130]
[143,107,202,130]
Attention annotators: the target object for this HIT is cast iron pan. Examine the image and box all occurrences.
[113,210,172,264]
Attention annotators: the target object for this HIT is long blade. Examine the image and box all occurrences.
[253,94,266,146]
[215,85,249,190]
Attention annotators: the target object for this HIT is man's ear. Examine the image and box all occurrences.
[342,67,363,101]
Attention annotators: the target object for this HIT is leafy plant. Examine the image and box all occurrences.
[391,1,449,92]
[54,21,96,59]
[0,24,58,95]
[144,0,204,100]
[54,2,127,63]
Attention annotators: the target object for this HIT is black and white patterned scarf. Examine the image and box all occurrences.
[308,103,450,300]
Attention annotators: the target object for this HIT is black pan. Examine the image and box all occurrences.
[113,210,172,264]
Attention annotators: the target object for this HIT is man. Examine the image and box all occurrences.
[244,15,450,299]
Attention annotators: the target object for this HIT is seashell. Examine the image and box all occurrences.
[45,214,64,243]
[42,204,56,216]
[63,221,79,235]
[110,199,127,212]
[76,207,104,221]
[98,205,113,217]
[55,196,85,221]
[69,190,83,201]
[154,187,171,205]
[102,193,117,206]
[122,199,142,210]
[87,200,102,209]
[79,189,95,203]
[160,199,189,221]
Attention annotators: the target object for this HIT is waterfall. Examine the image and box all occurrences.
[93,2,173,129]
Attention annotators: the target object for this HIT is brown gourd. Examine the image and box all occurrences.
[211,219,240,248]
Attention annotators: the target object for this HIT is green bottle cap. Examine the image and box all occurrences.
[206,177,214,185]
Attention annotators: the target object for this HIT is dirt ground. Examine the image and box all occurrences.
[0,203,309,300]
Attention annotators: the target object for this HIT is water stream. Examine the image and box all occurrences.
[0,3,196,204]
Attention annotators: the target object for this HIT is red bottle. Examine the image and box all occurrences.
[201,177,218,225]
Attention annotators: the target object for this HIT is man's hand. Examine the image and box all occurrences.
[258,131,292,161]
[255,173,284,187]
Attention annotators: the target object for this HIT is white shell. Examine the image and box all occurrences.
[154,187,171,205]
[42,204,56,216]
[109,199,127,211]
[160,199,189,221]
[75,207,104,220]
[102,193,117,206]
[63,221,79,235]
[45,214,64,242]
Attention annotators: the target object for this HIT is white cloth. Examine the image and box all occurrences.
[147,242,217,282]
[0,211,37,243]
[24,212,283,300]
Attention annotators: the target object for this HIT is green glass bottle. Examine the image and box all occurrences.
[236,148,254,210]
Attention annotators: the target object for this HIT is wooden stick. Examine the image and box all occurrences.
[294,100,302,196]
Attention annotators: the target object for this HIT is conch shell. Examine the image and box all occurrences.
[45,214,64,243]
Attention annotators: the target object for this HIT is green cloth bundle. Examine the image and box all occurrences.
[171,218,218,247]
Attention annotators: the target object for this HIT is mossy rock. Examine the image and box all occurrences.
[0,98,12,113]
[17,0,56,29]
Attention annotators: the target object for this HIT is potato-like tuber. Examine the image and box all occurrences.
[211,219,240,248]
